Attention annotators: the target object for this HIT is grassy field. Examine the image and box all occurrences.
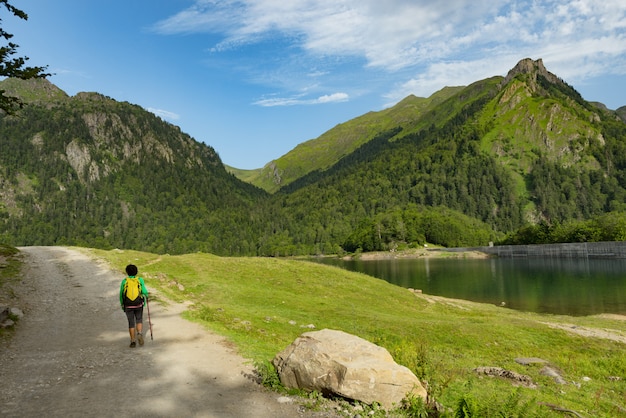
[79,247,625,416]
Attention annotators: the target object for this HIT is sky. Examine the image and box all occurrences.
[4,1,626,169]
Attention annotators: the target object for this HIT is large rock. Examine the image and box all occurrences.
[272,328,427,410]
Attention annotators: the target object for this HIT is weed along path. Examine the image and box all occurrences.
[0,246,336,418]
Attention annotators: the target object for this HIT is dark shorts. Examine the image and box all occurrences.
[125,307,143,328]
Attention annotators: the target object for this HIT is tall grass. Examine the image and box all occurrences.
[84,248,626,417]
[0,244,22,301]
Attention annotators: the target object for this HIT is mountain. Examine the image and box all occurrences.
[237,87,463,193]
[2,58,626,256]
[252,58,626,252]
[0,78,267,255]
[240,61,626,196]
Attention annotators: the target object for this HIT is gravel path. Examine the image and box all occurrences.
[0,246,338,418]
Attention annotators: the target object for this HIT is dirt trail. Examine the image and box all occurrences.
[0,246,336,418]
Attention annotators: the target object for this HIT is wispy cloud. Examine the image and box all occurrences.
[254,92,349,107]
[147,107,180,121]
[154,0,626,105]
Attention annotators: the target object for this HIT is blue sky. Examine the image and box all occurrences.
[5,1,626,169]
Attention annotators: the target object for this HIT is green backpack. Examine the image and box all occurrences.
[123,277,143,306]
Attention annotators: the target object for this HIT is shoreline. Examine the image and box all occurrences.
[341,247,492,261]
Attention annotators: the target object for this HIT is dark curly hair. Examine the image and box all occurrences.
[125,264,138,276]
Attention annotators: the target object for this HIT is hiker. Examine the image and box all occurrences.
[119,264,149,348]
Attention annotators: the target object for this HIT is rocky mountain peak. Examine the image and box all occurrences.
[503,58,561,86]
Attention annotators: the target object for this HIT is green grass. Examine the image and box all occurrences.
[0,244,22,293]
[0,244,23,337]
[80,247,626,416]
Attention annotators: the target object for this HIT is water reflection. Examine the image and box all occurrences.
[311,257,626,316]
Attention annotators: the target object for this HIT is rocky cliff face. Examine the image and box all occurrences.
[489,58,605,174]
[503,58,561,87]
[617,106,626,123]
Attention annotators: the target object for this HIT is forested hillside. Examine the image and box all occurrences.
[0,79,268,255]
[1,58,626,256]
[255,59,626,254]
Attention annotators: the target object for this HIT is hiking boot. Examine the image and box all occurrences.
[129,341,136,348]
[137,333,144,346]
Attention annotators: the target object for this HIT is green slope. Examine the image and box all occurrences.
[0,77,68,102]
[241,87,463,193]
[476,58,618,222]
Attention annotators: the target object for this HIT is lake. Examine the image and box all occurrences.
[309,256,626,316]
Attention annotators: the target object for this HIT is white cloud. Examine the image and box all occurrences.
[147,108,180,121]
[152,0,498,70]
[254,92,349,107]
[316,92,349,103]
[155,0,626,104]
[383,58,514,106]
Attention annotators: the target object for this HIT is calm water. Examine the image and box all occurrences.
[310,257,626,316]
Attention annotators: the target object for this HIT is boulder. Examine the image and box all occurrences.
[272,328,427,410]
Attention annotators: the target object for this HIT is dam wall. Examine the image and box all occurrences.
[443,241,626,259]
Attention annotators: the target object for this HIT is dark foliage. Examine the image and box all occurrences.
[501,212,626,244]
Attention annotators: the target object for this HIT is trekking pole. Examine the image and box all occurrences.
[145,296,154,340]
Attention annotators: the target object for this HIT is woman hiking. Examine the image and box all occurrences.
[119,264,149,348]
